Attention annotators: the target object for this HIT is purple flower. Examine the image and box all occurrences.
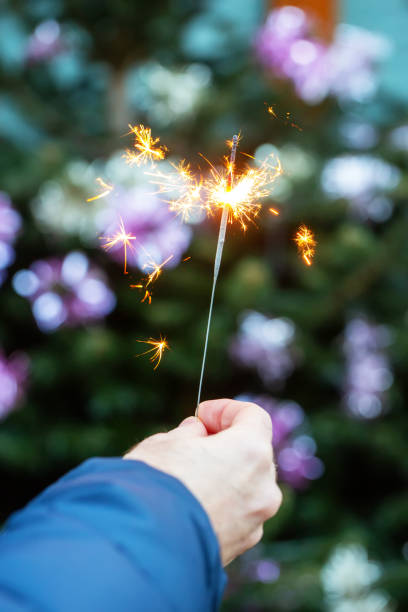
[26,20,63,64]
[230,311,296,387]
[0,192,22,286]
[255,7,388,104]
[99,187,192,272]
[12,252,116,332]
[244,557,281,584]
[0,351,29,421]
[343,317,393,419]
[237,394,324,489]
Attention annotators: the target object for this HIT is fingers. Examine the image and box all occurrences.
[198,398,272,443]
[168,416,208,439]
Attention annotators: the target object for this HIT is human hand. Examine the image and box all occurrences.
[124,398,282,565]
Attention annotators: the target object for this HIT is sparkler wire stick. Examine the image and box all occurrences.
[196,134,238,414]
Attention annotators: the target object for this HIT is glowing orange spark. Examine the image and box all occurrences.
[269,207,279,215]
[100,217,136,274]
[143,254,174,286]
[294,225,316,266]
[183,256,191,262]
[130,253,174,304]
[87,177,113,202]
[130,284,152,305]
[265,103,303,132]
[123,124,167,167]
[267,105,278,119]
[136,336,169,370]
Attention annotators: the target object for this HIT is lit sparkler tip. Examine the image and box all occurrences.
[226,133,240,149]
[147,130,282,231]
[124,123,168,167]
[136,336,169,369]
[294,224,316,266]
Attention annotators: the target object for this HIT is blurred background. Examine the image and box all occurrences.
[1,0,408,609]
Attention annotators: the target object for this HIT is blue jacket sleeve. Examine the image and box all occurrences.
[0,458,226,611]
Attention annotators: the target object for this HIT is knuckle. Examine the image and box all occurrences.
[259,409,273,433]
[246,402,273,432]
[243,438,272,468]
[148,432,167,443]
[247,526,264,549]
[266,485,283,517]
[243,438,261,462]
[257,485,283,521]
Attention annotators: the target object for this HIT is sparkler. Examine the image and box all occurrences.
[195,135,239,411]
[195,143,235,412]
[100,217,136,275]
[136,336,169,370]
[294,224,316,266]
[146,134,283,410]
[194,135,284,411]
[87,177,114,202]
[124,124,168,167]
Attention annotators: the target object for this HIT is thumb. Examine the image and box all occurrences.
[169,416,208,439]
[198,398,272,442]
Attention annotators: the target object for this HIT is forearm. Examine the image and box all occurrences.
[0,458,226,611]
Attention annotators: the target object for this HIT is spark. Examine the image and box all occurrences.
[294,225,316,266]
[143,254,174,286]
[147,160,203,222]
[136,336,169,370]
[130,253,174,304]
[265,103,303,132]
[267,105,278,119]
[123,124,168,167]
[87,177,113,202]
[269,207,279,215]
[130,284,152,305]
[100,217,136,274]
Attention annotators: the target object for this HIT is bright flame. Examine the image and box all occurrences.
[148,145,282,230]
[136,336,169,370]
[87,177,113,202]
[294,225,316,266]
[204,153,283,230]
[124,124,167,167]
[100,217,136,274]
